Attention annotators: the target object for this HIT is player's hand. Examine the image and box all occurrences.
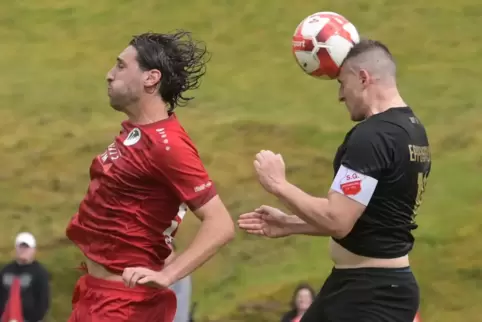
[254,150,287,195]
[122,267,173,289]
[238,205,290,238]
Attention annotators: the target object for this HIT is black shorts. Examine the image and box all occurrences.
[301,267,419,322]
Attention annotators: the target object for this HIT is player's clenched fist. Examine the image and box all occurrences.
[238,205,291,238]
[254,150,286,195]
[122,267,172,289]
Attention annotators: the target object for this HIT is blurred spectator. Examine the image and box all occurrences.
[280,283,315,322]
[167,242,194,322]
[0,232,50,322]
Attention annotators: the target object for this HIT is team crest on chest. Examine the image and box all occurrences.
[123,128,141,146]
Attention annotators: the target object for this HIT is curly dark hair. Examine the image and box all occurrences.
[129,30,210,112]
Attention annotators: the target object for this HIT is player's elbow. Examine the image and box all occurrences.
[330,226,351,239]
[204,213,235,247]
[195,195,235,244]
[329,218,355,239]
[322,210,353,239]
[204,211,235,244]
[312,221,349,239]
[218,214,236,244]
[224,226,235,244]
[325,194,362,239]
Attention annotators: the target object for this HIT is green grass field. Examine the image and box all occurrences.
[1,0,481,321]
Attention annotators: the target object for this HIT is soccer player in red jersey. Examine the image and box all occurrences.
[66,31,235,322]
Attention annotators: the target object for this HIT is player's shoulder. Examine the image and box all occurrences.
[354,107,421,139]
[347,119,389,145]
[344,119,398,153]
[138,114,198,157]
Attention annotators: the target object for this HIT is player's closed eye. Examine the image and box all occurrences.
[116,58,126,69]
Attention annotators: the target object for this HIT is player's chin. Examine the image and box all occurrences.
[343,104,358,122]
[349,112,365,122]
[109,99,124,111]
[350,115,362,122]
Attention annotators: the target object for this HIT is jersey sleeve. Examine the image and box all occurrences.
[150,136,217,211]
[330,127,392,206]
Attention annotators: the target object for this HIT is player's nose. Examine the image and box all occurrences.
[106,69,114,82]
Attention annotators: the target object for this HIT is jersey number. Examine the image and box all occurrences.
[413,172,428,216]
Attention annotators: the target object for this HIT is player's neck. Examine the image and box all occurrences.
[366,86,406,117]
[124,96,170,125]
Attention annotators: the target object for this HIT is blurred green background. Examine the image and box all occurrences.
[1,0,481,321]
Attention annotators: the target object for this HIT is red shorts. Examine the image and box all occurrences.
[68,274,177,322]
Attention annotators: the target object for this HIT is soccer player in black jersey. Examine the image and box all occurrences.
[238,39,430,322]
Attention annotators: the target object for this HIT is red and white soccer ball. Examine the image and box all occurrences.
[292,11,360,79]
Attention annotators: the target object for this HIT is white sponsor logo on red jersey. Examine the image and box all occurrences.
[194,181,212,193]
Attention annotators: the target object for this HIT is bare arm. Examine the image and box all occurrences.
[161,195,235,283]
[283,213,334,236]
[272,129,386,239]
[164,249,177,266]
[253,131,383,240]
[274,182,366,239]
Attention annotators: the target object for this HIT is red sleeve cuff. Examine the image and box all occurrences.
[186,185,217,211]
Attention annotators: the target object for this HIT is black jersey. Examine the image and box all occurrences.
[331,107,431,258]
[0,260,50,321]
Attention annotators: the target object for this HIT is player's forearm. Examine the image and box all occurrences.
[164,250,177,266]
[284,215,332,236]
[162,216,234,283]
[274,181,337,236]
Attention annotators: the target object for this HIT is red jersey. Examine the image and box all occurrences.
[66,114,217,275]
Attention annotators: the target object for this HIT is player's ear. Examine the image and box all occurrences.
[144,69,162,87]
[358,69,369,87]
